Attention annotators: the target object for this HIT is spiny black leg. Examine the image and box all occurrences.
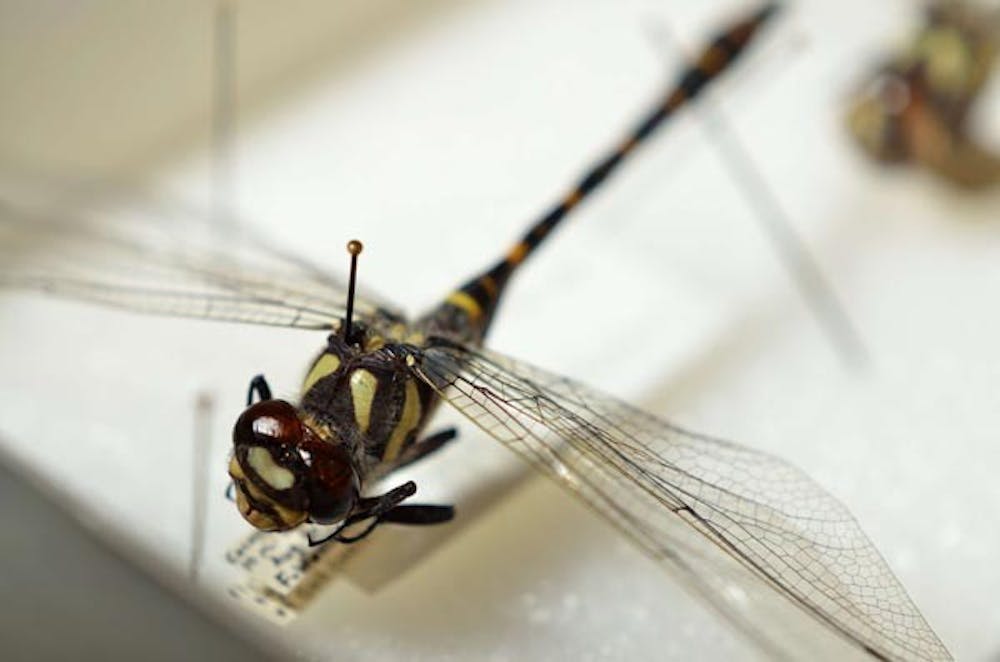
[307,481,417,546]
[355,480,419,517]
[396,426,458,470]
[380,504,454,526]
[314,503,454,545]
[246,374,272,406]
[306,481,454,546]
[326,516,380,544]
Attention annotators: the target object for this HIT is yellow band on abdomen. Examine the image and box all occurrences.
[446,291,483,320]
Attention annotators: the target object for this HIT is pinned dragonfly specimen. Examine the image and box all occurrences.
[847,1,1000,189]
[0,4,951,660]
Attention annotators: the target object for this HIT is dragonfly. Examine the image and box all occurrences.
[0,4,951,660]
[847,1,1000,189]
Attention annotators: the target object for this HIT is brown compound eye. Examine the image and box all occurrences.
[299,438,359,524]
[230,399,359,529]
[233,399,304,452]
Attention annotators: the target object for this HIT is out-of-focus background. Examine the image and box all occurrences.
[1,0,999,659]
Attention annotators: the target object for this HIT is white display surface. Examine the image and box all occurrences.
[1,0,998,659]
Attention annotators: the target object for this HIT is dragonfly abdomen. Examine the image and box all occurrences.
[421,3,779,345]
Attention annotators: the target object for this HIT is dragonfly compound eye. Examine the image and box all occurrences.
[229,399,359,530]
[298,439,359,524]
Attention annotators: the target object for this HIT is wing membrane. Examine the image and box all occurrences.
[0,186,399,330]
[408,340,951,661]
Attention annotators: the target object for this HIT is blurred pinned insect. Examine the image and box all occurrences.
[847,1,1000,189]
[0,4,952,660]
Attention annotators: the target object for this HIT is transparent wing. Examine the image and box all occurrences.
[0,184,401,330]
[407,340,951,662]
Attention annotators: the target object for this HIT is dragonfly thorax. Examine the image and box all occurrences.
[300,330,437,479]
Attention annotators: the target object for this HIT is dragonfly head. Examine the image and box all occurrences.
[229,399,360,531]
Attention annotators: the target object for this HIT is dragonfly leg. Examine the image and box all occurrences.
[307,480,454,546]
[379,503,454,526]
[396,426,458,470]
[245,374,272,405]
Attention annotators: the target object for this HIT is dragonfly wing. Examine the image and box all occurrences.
[407,340,951,661]
[0,191,400,330]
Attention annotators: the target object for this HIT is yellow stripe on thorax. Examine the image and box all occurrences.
[302,353,341,394]
[349,369,378,433]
